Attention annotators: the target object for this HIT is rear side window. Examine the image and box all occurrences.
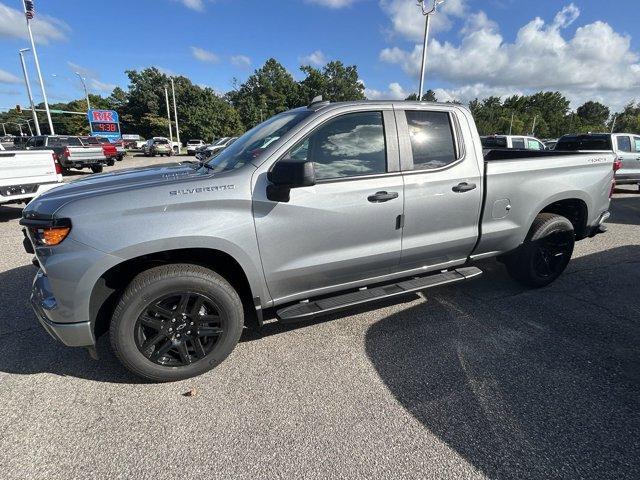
[556,135,612,151]
[617,136,632,152]
[512,138,525,149]
[481,137,507,148]
[290,111,387,180]
[405,110,456,170]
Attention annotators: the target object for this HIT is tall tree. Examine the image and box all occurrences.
[576,101,610,129]
[405,90,437,102]
[228,59,301,129]
[299,61,366,103]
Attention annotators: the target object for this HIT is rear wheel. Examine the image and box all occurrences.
[505,213,575,288]
[110,264,244,382]
[91,165,103,174]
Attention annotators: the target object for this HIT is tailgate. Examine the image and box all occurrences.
[68,146,106,162]
[0,150,57,186]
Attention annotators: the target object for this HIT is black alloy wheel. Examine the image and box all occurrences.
[531,230,574,279]
[135,292,225,367]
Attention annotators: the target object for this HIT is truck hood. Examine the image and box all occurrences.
[24,162,205,217]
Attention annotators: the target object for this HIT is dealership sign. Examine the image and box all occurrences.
[88,109,121,141]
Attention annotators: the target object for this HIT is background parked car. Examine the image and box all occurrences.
[25,135,106,173]
[481,135,547,151]
[186,139,205,155]
[196,136,238,161]
[543,139,558,150]
[84,136,117,166]
[556,133,640,189]
[142,138,172,157]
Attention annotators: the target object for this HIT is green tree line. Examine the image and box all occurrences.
[1,58,639,141]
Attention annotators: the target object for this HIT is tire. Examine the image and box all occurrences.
[107,159,115,167]
[91,165,103,174]
[505,213,575,288]
[110,264,244,382]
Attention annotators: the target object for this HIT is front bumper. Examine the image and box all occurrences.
[30,269,95,347]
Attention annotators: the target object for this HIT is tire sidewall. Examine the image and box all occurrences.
[518,216,575,287]
[112,270,243,381]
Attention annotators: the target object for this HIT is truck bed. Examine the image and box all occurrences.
[473,150,616,259]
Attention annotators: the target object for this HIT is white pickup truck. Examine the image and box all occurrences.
[0,146,63,205]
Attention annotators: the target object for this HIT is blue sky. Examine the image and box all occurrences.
[0,0,639,112]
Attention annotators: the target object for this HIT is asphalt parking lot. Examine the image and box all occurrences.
[0,157,638,480]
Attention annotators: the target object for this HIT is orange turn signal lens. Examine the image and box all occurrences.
[39,227,71,246]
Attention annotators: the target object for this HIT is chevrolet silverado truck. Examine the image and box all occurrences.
[1,148,63,205]
[21,100,615,382]
[25,135,107,174]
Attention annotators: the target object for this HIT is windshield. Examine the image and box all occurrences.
[205,110,312,173]
[481,136,507,148]
[213,137,229,146]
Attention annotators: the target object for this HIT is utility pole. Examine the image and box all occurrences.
[1,123,6,136]
[75,72,91,111]
[509,112,514,135]
[170,77,181,153]
[18,48,41,135]
[22,1,54,135]
[610,114,617,134]
[531,115,538,136]
[416,0,445,100]
[164,86,174,142]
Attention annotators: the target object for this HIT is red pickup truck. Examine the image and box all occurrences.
[81,136,118,166]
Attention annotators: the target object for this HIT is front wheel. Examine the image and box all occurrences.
[505,213,575,288]
[110,264,244,382]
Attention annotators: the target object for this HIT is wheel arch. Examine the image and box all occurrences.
[90,247,265,339]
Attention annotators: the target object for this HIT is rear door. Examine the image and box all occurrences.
[615,135,637,182]
[254,108,404,303]
[396,107,482,271]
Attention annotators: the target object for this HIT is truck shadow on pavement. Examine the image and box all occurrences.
[364,246,640,480]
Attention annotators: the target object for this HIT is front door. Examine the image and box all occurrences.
[396,107,482,271]
[254,110,404,304]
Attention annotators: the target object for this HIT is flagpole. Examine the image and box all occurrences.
[22,0,54,135]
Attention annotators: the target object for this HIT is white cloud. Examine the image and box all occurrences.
[190,46,219,63]
[301,50,328,67]
[67,62,97,79]
[89,79,116,93]
[231,55,252,69]
[306,0,359,8]
[0,2,69,44]
[0,68,20,85]
[379,3,640,110]
[175,0,204,11]
[365,82,407,100]
[380,0,468,42]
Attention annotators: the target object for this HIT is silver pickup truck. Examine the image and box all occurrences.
[21,100,615,381]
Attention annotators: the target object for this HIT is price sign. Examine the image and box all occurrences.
[88,109,121,141]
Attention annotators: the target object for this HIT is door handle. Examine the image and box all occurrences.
[452,182,477,193]
[368,191,399,203]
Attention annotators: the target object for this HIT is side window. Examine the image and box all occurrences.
[26,137,36,148]
[634,137,640,152]
[67,137,82,146]
[34,137,45,148]
[617,136,632,152]
[405,110,457,170]
[512,138,525,149]
[289,111,387,180]
[527,139,542,150]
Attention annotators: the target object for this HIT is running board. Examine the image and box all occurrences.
[276,266,482,322]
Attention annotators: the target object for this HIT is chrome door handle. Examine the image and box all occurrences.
[452,182,477,193]
[368,191,399,203]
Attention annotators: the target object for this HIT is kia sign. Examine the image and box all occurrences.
[88,109,121,141]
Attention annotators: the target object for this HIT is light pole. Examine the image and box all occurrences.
[13,123,24,136]
[164,86,174,143]
[18,48,41,135]
[170,77,181,154]
[22,0,54,135]
[75,72,91,110]
[1,123,6,136]
[25,119,34,136]
[416,0,445,101]
[531,114,538,136]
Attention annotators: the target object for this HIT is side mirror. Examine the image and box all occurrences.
[267,159,316,202]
